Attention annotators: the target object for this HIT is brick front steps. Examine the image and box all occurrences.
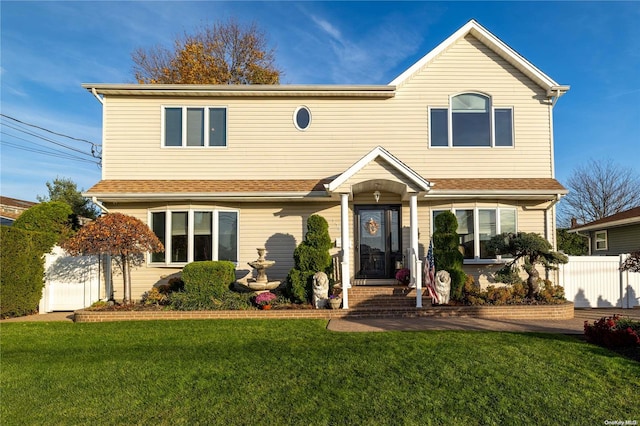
[74,285,574,322]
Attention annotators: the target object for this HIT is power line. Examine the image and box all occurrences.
[1,139,101,165]
[0,114,102,165]
[0,113,100,147]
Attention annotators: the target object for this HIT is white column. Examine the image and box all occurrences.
[410,194,419,278]
[410,194,421,307]
[340,193,350,309]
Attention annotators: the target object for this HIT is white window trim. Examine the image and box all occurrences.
[594,230,608,251]
[293,105,312,131]
[428,93,514,148]
[161,106,228,149]
[148,208,239,266]
[430,207,518,263]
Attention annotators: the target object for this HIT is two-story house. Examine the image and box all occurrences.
[83,20,569,305]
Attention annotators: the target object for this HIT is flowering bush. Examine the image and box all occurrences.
[584,315,640,348]
[254,291,277,306]
[395,268,410,284]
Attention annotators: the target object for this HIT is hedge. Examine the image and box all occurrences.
[181,261,236,299]
[0,226,57,318]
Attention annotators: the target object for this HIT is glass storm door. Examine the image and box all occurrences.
[355,205,401,279]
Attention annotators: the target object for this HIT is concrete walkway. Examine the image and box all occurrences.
[3,308,639,334]
[327,308,640,333]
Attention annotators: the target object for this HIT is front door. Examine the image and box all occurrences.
[355,205,402,280]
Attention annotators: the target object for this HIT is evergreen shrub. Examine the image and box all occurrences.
[286,214,333,303]
[0,226,57,318]
[432,211,467,301]
[181,261,236,299]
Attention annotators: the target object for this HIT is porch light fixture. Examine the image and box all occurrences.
[373,190,381,203]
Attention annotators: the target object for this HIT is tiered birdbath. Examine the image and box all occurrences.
[236,248,280,292]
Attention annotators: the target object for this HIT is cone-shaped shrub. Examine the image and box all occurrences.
[432,211,467,301]
[286,214,332,303]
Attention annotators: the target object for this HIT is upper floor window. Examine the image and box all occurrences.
[429,93,513,148]
[432,207,517,262]
[294,106,311,130]
[149,209,238,265]
[163,107,227,147]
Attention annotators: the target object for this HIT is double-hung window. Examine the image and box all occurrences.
[594,231,608,251]
[150,210,238,265]
[429,93,513,147]
[163,106,227,147]
[432,207,517,261]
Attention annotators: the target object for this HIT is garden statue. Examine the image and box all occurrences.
[312,271,329,309]
[435,270,451,305]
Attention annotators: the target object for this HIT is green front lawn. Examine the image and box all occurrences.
[2,320,638,425]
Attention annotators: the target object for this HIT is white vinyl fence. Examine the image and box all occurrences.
[39,246,101,313]
[559,255,640,309]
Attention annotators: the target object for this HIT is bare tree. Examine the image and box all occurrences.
[559,159,640,227]
[132,18,281,85]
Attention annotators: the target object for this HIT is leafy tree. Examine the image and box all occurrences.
[559,159,640,227]
[13,201,73,244]
[432,211,467,301]
[37,177,99,221]
[132,18,281,84]
[61,213,164,303]
[286,215,333,303]
[556,228,588,255]
[620,251,640,273]
[487,232,568,298]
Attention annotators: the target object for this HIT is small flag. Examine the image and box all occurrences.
[424,239,438,304]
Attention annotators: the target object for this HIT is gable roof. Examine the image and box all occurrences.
[389,19,570,96]
[325,146,432,193]
[569,206,640,232]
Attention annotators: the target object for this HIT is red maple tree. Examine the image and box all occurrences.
[62,213,164,303]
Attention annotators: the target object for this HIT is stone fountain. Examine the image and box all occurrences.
[235,248,281,292]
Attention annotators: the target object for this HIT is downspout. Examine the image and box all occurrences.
[92,197,109,214]
[91,88,104,105]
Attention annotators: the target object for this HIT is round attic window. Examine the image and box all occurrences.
[294,106,311,130]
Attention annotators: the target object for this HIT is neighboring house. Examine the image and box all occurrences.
[83,20,570,303]
[0,196,36,226]
[568,206,640,256]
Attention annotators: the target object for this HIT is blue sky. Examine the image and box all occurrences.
[1,1,639,203]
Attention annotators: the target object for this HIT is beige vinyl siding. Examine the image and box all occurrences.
[105,197,555,298]
[102,35,553,182]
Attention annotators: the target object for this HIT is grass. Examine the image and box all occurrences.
[1,320,639,425]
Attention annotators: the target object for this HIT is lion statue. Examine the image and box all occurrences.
[435,270,451,305]
[312,271,329,309]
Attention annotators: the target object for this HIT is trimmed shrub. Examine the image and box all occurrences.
[182,260,236,299]
[0,226,57,318]
[286,214,333,303]
[432,211,467,301]
[169,290,254,311]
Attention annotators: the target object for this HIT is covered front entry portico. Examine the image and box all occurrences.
[324,146,433,309]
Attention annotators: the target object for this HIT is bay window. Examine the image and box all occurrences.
[432,207,517,261]
[149,210,238,265]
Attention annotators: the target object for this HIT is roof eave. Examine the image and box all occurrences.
[568,217,640,233]
[81,83,396,98]
[84,191,332,203]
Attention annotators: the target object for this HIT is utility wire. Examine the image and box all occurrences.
[0,113,100,147]
[1,122,98,158]
[0,114,102,165]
